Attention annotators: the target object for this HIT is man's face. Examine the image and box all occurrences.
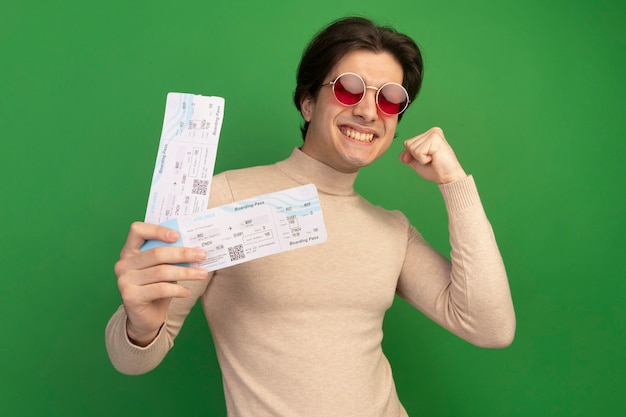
[300,50,404,173]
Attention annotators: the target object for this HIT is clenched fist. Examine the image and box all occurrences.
[399,127,467,184]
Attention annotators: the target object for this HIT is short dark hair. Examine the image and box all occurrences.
[293,16,424,139]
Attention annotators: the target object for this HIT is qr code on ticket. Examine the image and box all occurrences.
[192,179,209,195]
[228,244,245,262]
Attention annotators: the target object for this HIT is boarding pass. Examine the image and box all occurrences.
[145,92,225,225]
[142,184,327,271]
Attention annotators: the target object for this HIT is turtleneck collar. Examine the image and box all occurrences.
[275,148,359,196]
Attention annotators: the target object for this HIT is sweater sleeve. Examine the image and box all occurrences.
[396,175,515,347]
[105,275,213,375]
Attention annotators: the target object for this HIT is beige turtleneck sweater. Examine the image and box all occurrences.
[106,147,515,416]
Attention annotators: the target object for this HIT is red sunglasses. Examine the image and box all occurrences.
[321,72,410,115]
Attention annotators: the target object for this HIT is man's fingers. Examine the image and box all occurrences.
[402,127,444,152]
[117,258,208,286]
[402,138,435,166]
[120,222,180,258]
[398,150,413,165]
[133,246,207,270]
[116,244,206,277]
[123,281,194,305]
[135,263,209,285]
[399,127,467,184]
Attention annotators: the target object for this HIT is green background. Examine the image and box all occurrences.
[1,0,624,416]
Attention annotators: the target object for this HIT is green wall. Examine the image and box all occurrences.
[1,0,624,415]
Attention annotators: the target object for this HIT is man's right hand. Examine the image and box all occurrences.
[114,222,209,346]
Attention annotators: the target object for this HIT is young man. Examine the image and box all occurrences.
[106,16,515,417]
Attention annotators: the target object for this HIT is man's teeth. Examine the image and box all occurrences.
[342,127,374,142]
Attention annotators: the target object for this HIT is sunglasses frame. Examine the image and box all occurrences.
[321,72,410,116]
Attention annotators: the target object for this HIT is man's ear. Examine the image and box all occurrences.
[300,94,314,122]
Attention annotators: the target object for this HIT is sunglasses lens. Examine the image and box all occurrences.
[333,73,365,105]
[378,84,409,115]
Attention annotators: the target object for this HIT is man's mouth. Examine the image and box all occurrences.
[341,126,375,143]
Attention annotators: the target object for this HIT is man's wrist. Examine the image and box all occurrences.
[126,320,162,347]
[439,169,467,184]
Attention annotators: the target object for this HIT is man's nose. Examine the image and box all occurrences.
[352,87,379,121]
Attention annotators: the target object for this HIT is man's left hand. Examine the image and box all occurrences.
[399,127,467,184]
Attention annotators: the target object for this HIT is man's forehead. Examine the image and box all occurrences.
[327,50,404,83]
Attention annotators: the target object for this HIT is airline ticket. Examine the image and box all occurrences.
[145,92,225,225]
[142,184,327,271]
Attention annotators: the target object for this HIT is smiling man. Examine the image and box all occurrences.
[106,16,515,417]
[300,50,402,172]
